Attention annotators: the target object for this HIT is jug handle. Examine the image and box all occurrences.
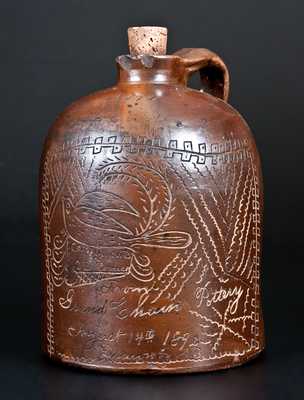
[174,48,230,102]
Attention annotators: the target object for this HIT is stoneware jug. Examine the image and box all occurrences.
[39,26,264,373]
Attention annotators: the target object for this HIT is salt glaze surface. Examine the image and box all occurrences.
[40,27,264,373]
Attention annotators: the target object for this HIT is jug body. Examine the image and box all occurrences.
[40,28,264,373]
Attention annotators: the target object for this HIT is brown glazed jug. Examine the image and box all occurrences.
[39,27,264,373]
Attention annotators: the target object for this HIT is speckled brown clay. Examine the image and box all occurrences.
[40,26,264,374]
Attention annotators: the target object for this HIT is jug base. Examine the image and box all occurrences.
[45,347,264,374]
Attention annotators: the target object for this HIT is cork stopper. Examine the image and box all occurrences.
[128,26,168,56]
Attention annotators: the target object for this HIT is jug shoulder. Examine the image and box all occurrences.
[44,84,256,156]
[167,86,253,138]
[46,86,119,138]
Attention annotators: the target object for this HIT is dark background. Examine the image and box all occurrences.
[1,0,303,398]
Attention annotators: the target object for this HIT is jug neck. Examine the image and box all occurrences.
[116,55,186,86]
